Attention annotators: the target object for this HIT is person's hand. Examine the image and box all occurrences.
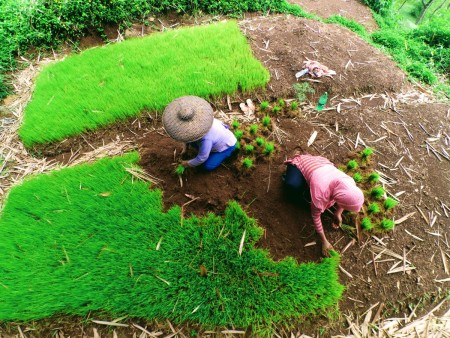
[322,240,334,257]
[332,212,342,229]
[181,161,189,168]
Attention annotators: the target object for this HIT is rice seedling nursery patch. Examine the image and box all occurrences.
[0,153,343,334]
[19,21,269,147]
[339,148,399,235]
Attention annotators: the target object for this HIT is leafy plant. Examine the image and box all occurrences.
[380,218,395,230]
[255,137,265,146]
[371,186,385,199]
[367,202,381,214]
[245,144,254,154]
[272,106,281,114]
[292,82,315,102]
[384,197,398,210]
[290,101,298,110]
[175,164,185,175]
[249,124,258,135]
[367,172,380,183]
[262,116,271,127]
[242,157,253,169]
[361,147,374,160]
[353,172,362,183]
[264,142,275,155]
[361,217,374,230]
[346,160,358,170]
[232,119,240,129]
[278,99,285,107]
[235,142,241,150]
[234,130,244,141]
[260,101,269,110]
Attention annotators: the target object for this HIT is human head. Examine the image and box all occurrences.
[333,178,364,212]
[162,96,214,143]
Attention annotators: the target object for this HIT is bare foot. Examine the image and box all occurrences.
[332,212,342,229]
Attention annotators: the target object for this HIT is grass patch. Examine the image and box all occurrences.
[0,153,343,333]
[19,21,269,146]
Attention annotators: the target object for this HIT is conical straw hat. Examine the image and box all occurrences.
[162,96,214,143]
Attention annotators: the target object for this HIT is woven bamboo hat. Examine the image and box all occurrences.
[162,96,214,142]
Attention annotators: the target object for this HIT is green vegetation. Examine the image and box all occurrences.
[380,218,395,230]
[232,119,240,129]
[256,137,265,146]
[326,15,369,38]
[353,172,363,183]
[264,142,275,155]
[368,202,381,214]
[242,157,254,169]
[249,124,259,135]
[371,186,385,199]
[245,144,255,154]
[347,160,358,170]
[368,172,380,183]
[384,197,398,210]
[260,101,269,110]
[234,130,244,141]
[175,165,185,175]
[290,101,299,110]
[361,217,374,230]
[278,99,285,107]
[0,153,343,332]
[292,83,315,102]
[235,142,241,150]
[272,106,282,114]
[18,21,269,146]
[262,116,271,127]
[361,147,374,160]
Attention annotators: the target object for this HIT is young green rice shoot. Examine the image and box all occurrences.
[245,144,254,154]
[380,218,395,230]
[234,130,244,140]
[255,137,265,146]
[371,186,385,199]
[175,164,185,175]
[232,119,240,129]
[278,99,285,107]
[361,147,374,159]
[368,172,380,183]
[272,106,281,114]
[361,217,373,230]
[264,142,275,155]
[242,157,253,169]
[235,142,241,150]
[367,202,381,214]
[260,101,269,110]
[347,160,358,170]
[290,101,298,110]
[249,124,258,135]
[353,172,362,183]
[262,116,271,127]
[384,197,398,210]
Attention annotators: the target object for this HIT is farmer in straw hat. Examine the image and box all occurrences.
[163,96,237,171]
[283,152,364,257]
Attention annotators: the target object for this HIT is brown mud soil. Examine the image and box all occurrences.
[1,10,450,338]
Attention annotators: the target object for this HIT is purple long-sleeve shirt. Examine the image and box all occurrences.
[187,119,237,167]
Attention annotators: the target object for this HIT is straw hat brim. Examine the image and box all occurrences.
[162,96,214,143]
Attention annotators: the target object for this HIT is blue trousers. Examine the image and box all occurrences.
[204,144,236,171]
[283,164,311,203]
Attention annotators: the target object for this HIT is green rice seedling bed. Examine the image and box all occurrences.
[19,21,269,147]
[0,153,343,334]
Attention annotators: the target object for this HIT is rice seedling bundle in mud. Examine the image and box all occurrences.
[0,153,343,334]
[19,21,269,147]
[339,147,399,234]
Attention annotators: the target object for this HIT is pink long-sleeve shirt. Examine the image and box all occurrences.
[285,155,364,234]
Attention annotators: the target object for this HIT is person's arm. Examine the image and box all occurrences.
[311,204,334,257]
[186,139,213,167]
[332,205,344,229]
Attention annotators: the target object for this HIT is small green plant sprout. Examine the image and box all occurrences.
[353,172,362,183]
[234,130,244,140]
[255,137,265,146]
[361,147,374,160]
[367,172,380,183]
[260,101,269,110]
[231,119,240,129]
[175,164,185,175]
[235,142,241,151]
[272,106,281,114]
[292,82,315,102]
[361,217,373,231]
[380,218,395,231]
[245,144,254,154]
[367,202,381,214]
[347,160,358,170]
[262,115,271,127]
[384,197,398,210]
[290,101,298,110]
[264,142,275,155]
[242,157,253,169]
[278,99,285,107]
[249,124,258,135]
[371,186,385,199]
